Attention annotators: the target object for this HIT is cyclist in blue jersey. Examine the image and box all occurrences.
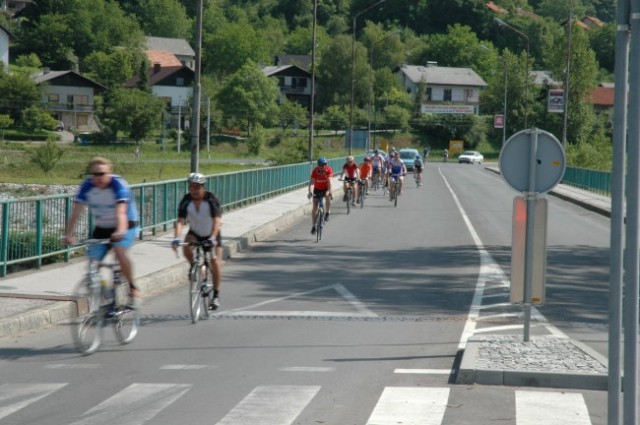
[65,157,140,307]
[387,153,407,200]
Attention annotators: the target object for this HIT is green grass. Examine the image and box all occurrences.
[0,129,506,185]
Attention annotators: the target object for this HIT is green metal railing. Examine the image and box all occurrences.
[561,166,611,196]
[0,157,348,277]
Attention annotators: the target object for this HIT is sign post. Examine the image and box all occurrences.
[499,129,566,341]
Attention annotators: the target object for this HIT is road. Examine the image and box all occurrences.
[0,163,615,424]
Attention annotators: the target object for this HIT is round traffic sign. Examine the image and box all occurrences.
[499,129,566,193]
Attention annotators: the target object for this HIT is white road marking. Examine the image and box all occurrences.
[366,387,450,425]
[278,366,334,372]
[223,311,373,317]
[439,170,569,348]
[216,385,320,425]
[0,383,67,419]
[220,283,377,318]
[70,383,191,425]
[516,390,592,425]
[45,364,102,369]
[394,369,452,375]
[159,364,216,370]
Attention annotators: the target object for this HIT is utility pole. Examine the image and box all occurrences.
[190,0,204,173]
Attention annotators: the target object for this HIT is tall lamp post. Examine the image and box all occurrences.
[190,0,204,173]
[562,4,574,149]
[350,0,387,155]
[494,17,529,129]
[308,0,318,166]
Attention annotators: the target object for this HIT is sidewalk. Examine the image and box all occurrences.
[0,168,614,390]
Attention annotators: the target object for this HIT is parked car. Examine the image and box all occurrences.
[398,148,421,171]
[458,151,484,164]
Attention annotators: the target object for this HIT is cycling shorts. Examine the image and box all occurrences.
[186,229,223,250]
[312,188,330,199]
[88,226,139,260]
[414,165,423,173]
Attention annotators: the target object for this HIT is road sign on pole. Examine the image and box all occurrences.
[510,196,547,305]
[499,129,565,341]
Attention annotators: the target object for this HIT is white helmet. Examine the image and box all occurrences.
[188,172,206,185]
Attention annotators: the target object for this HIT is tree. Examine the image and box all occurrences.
[316,35,358,110]
[202,19,271,78]
[83,48,147,90]
[319,105,349,133]
[30,136,65,176]
[279,101,308,131]
[22,106,58,131]
[0,71,42,121]
[381,104,410,132]
[103,88,165,142]
[215,60,280,131]
[138,0,193,39]
[543,21,599,144]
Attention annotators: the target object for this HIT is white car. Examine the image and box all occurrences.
[458,151,484,164]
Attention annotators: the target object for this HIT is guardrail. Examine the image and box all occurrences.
[561,166,610,196]
[0,157,348,277]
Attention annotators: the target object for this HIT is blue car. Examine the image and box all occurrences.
[398,148,421,171]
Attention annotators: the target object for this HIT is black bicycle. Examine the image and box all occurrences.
[358,179,367,208]
[178,240,216,323]
[315,195,326,242]
[71,239,139,355]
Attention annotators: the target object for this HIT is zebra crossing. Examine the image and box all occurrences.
[0,381,596,425]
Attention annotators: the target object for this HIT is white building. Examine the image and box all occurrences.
[395,63,487,115]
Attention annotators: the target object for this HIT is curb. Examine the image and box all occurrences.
[0,199,314,340]
[457,336,609,390]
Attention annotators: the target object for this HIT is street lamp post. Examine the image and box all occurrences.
[350,0,387,155]
[562,5,574,149]
[494,17,529,129]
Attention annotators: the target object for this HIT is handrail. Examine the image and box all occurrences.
[0,157,350,277]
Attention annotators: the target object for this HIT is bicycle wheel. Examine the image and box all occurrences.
[394,183,399,207]
[360,184,365,209]
[112,283,139,344]
[200,267,212,319]
[189,263,203,323]
[345,188,351,215]
[316,208,324,242]
[71,278,103,355]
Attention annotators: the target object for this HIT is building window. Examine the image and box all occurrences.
[292,77,307,88]
[444,89,452,101]
[176,77,185,86]
[425,87,432,101]
[48,93,59,103]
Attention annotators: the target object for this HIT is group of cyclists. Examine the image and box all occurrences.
[308,148,424,235]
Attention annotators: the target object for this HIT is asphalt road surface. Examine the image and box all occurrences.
[0,163,616,424]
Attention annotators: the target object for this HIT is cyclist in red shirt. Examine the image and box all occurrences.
[342,156,360,206]
[308,157,333,234]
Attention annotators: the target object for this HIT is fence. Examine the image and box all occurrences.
[0,157,347,277]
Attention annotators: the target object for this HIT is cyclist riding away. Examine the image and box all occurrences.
[172,173,223,310]
[358,156,373,198]
[309,157,333,235]
[64,156,140,310]
[342,156,360,205]
[414,155,424,186]
[443,149,449,162]
[388,153,407,199]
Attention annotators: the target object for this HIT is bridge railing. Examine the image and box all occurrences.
[561,166,611,196]
[0,157,347,277]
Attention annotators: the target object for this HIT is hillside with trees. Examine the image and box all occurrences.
[0,0,618,164]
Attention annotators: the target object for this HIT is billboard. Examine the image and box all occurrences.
[547,89,564,113]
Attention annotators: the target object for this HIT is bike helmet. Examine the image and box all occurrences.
[188,172,206,185]
[347,155,354,162]
[317,157,328,165]
[416,155,421,159]
[374,149,379,154]
[364,156,371,161]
